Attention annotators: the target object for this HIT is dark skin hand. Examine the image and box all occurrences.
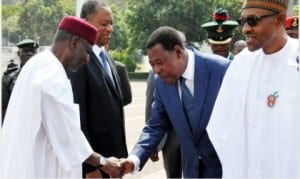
[84,152,124,178]
[149,150,159,162]
[119,158,134,175]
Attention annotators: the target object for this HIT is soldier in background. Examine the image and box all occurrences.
[5,59,18,75]
[285,16,299,39]
[202,8,238,61]
[2,39,39,121]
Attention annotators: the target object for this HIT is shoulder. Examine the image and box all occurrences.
[115,61,126,68]
[2,69,19,82]
[287,37,298,54]
[193,50,230,72]
[23,51,66,84]
[192,48,229,65]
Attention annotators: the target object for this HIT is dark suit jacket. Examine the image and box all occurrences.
[114,61,132,106]
[67,50,128,174]
[131,49,230,178]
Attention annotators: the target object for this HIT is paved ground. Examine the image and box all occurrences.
[123,80,166,179]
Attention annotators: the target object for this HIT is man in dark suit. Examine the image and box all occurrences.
[145,29,187,178]
[120,26,229,178]
[67,1,128,178]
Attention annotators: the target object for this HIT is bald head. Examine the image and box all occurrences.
[233,40,247,55]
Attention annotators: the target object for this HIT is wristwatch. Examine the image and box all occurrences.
[99,156,107,168]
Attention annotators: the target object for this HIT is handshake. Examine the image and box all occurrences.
[92,157,135,178]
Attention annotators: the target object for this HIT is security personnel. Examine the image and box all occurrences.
[201,8,238,61]
[285,16,298,39]
[2,39,39,121]
[5,59,18,75]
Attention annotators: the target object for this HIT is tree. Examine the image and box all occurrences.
[2,4,23,45]
[2,0,75,46]
[125,0,215,53]
[17,0,75,45]
[109,4,129,51]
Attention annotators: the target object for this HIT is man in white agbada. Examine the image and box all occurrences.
[0,16,122,178]
[207,0,300,178]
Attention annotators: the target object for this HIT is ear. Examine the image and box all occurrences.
[275,12,286,27]
[174,45,184,58]
[17,50,20,57]
[69,36,81,50]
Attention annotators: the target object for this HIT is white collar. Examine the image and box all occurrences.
[92,45,105,57]
[181,48,195,81]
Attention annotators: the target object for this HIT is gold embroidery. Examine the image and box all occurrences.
[216,26,223,33]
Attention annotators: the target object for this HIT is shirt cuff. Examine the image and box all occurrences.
[127,154,140,174]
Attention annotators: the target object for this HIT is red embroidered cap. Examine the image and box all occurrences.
[58,15,98,44]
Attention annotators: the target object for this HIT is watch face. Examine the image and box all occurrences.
[100,156,107,166]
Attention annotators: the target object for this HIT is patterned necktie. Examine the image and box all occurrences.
[99,51,115,87]
[180,77,195,130]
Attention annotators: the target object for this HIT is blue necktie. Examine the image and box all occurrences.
[100,51,115,87]
[180,77,195,130]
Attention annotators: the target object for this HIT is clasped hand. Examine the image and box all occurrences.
[100,157,134,178]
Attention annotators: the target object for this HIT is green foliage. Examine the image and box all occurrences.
[110,50,137,72]
[2,4,23,18]
[128,72,149,80]
[125,0,215,53]
[109,4,129,51]
[293,4,299,15]
[2,0,75,46]
[18,0,75,45]
[2,4,23,45]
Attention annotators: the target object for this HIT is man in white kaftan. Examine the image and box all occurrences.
[0,16,123,178]
[208,37,300,178]
[0,50,93,177]
[207,0,300,178]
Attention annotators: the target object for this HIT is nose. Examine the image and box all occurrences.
[106,24,113,33]
[152,64,162,75]
[242,22,251,35]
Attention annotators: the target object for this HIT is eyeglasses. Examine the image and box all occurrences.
[237,13,278,27]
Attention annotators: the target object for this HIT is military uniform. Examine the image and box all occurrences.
[201,8,238,60]
[285,16,299,39]
[2,39,39,122]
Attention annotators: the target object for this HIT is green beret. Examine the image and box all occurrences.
[16,39,39,49]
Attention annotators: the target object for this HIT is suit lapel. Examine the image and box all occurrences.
[106,55,123,97]
[90,52,121,98]
[192,54,209,137]
[159,81,194,140]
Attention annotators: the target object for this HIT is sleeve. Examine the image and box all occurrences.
[115,62,132,106]
[40,74,93,172]
[145,71,167,151]
[131,81,169,169]
[145,70,155,122]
